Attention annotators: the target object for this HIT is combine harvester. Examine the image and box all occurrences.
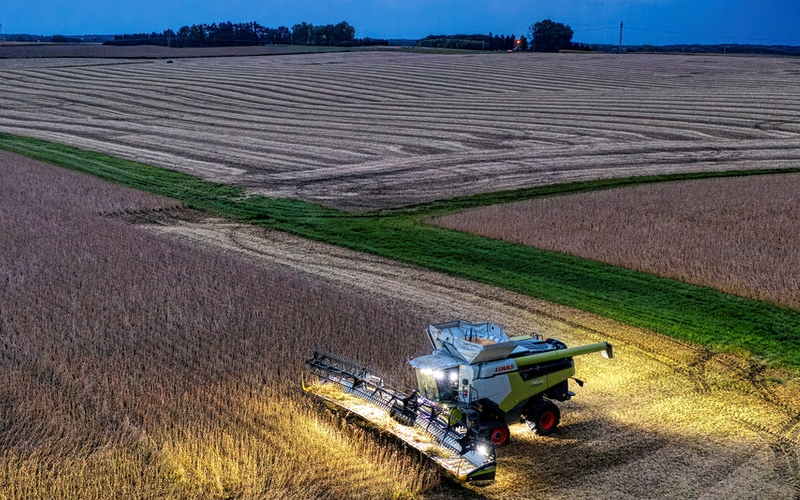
[305,320,613,481]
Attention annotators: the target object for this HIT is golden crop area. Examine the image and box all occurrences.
[1,50,800,210]
[2,48,800,499]
[434,173,800,309]
[0,151,441,499]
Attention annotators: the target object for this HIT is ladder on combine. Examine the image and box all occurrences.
[305,351,497,482]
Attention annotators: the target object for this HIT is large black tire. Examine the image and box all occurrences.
[525,400,561,436]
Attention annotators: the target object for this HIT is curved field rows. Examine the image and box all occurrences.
[2,51,800,210]
[136,208,800,500]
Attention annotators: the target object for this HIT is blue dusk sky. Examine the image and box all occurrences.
[2,0,799,46]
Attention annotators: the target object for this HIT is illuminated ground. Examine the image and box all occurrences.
[137,209,800,499]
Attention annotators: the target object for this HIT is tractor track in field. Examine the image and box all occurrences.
[121,207,800,500]
[738,417,800,500]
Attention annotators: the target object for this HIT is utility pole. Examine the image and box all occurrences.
[619,21,623,52]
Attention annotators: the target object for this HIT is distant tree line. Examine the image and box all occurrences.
[413,21,583,53]
[620,43,800,56]
[104,20,370,48]
[414,21,582,53]
[7,18,799,56]
[1,33,113,43]
[416,33,526,51]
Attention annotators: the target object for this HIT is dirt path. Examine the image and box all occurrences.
[134,209,800,499]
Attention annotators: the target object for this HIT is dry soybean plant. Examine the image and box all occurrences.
[0,153,438,499]
[434,173,800,310]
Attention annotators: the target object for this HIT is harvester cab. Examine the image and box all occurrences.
[410,320,613,446]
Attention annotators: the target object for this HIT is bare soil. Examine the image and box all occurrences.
[2,51,800,211]
[0,42,339,59]
[134,206,800,500]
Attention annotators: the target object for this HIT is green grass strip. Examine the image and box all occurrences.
[4,132,800,368]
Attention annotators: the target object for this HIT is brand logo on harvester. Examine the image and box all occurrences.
[494,364,514,373]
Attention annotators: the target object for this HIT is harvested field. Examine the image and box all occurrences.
[4,47,800,498]
[2,50,800,210]
[433,173,800,310]
[0,42,345,60]
[3,151,800,499]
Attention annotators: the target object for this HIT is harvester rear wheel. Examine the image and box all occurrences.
[525,401,560,436]
[488,425,510,447]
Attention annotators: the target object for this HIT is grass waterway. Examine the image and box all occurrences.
[3,132,800,368]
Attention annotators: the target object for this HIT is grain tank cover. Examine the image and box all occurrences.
[408,352,460,372]
[426,320,517,363]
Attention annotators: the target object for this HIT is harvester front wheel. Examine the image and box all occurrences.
[525,401,560,436]
[488,425,510,447]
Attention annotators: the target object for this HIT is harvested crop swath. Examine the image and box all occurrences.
[434,174,800,310]
[2,52,800,210]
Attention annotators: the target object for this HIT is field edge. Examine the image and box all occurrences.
[3,132,800,370]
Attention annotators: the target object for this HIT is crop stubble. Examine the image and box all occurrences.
[2,51,800,210]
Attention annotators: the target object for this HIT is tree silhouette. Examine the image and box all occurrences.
[529,19,574,52]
